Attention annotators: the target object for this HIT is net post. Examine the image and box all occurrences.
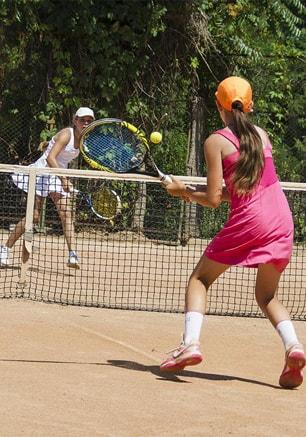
[18,167,36,288]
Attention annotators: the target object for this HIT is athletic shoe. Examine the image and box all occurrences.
[0,245,9,267]
[279,343,305,389]
[160,341,203,372]
[67,251,80,269]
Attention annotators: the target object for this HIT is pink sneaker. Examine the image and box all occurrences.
[279,343,305,389]
[160,341,203,372]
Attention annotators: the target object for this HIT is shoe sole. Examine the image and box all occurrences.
[160,354,203,372]
[0,263,9,268]
[279,369,303,389]
[287,350,306,370]
[279,350,305,389]
[67,263,80,270]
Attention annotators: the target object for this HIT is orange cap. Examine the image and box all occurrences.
[215,76,253,113]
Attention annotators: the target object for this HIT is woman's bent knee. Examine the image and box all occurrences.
[255,293,276,308]
[188,273,211,290]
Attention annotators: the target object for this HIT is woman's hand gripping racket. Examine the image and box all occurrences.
[72,185,122,221]
[79,118,172,185]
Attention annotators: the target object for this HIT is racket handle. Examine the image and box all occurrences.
[160,174,172,186]
[186,185,197,192]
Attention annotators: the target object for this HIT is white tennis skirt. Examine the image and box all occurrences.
[11,172,70,198]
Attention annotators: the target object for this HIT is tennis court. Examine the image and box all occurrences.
[0,166,305,436]
[1,3,305,434]
[1,299,305,436]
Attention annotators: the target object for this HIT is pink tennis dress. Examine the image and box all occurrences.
[204,128,294,272]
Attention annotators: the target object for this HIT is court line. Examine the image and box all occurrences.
[69,321,160,363]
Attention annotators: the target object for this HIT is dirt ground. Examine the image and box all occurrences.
[0,299,305,437]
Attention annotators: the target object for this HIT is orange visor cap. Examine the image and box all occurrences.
[215,76,253,113]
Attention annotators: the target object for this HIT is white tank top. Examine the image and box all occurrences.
[33,127,79,169]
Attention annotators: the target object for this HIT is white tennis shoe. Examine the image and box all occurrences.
[67,251,80,269]
[0,245,9,267]
[160,341,203,372]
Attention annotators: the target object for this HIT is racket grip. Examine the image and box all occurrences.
[186,185,197,192]
[160,174,172,186]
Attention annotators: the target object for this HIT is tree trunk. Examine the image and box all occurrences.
[181,95,205,244]
[131,182,146,230]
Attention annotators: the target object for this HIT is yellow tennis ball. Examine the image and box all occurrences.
[150,131,162,144]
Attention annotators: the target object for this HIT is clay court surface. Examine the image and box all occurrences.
[0,299,305,436]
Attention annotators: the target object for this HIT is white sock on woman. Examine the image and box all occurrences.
[276,320,299,350]
[184,311,204,345]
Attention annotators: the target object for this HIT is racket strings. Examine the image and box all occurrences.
[91,187,120,219]
[83,124,146,172]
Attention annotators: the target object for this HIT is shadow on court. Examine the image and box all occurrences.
[0,357,280,389]
[29,266,76,277]
[106,359,281,389]
[0,265,19,270]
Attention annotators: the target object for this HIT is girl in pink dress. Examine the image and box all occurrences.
[160,77,305,388]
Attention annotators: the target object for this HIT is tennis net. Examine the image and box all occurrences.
[0,164,305,320]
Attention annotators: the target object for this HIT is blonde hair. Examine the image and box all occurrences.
[231,101,264,195]
[38,141,49,152]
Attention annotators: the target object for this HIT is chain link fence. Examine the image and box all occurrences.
[0,108,56,165]
[0,58,305,182]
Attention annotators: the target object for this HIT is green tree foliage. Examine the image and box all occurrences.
[0,1,169,121]
[0,0,209,171]
[0,0,305,181]
[197,0,306,181]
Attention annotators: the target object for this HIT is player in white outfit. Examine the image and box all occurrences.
[0,107,95,269]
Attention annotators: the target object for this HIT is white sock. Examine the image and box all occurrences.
[184,311,204,345]
[276,320,299,350]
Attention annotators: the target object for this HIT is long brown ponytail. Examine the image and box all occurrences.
[231,101,264,195]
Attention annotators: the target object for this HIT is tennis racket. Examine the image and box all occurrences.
[72,185,122,220]
[79,118,172,185]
